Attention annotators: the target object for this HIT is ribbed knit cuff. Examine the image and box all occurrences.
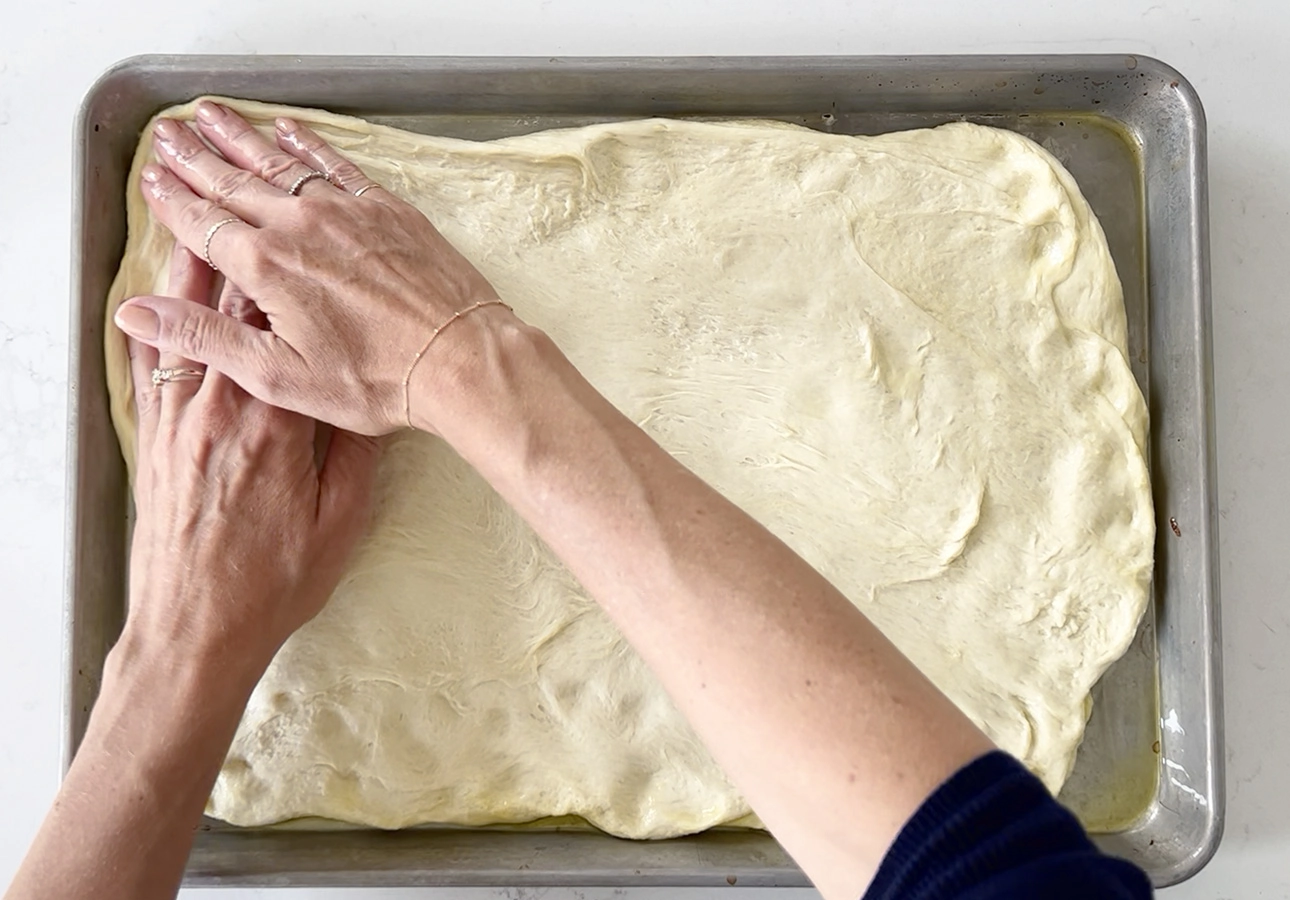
[863,751,1151,900]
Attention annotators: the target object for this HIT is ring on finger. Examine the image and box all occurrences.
[288,170,332,196]
[152,366,205,386]
[202,216,242,271]
[353,183,383,198]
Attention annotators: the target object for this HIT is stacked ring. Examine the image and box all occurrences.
[151,367,205,386]
[288,170,331,196]
[202,217,241,271]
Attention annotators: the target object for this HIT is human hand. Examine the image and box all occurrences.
[123,242,380,671]
[113,101,518,436]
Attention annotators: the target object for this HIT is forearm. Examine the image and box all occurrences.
[5,626,262,900]
[421,319,992,900]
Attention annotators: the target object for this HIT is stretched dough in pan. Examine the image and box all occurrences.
[106,100,1153,837]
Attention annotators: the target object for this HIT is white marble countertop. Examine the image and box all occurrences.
[2,1,1284,897]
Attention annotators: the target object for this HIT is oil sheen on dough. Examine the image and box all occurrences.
[104,98,1154,838]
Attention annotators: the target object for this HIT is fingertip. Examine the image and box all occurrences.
[276,118,314,154]
[196,100,223,123]
[218,280,271,328]
[140,161,185,202]
[115,301,160,341]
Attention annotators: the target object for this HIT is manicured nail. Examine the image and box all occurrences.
[153,119,184,154]
[115,303,159,341]
[275,117,296,135]
[141,164,163,183]
[154,118,181,139]
[196,101,223,123]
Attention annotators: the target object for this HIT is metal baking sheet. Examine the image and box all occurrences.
[66,55,1221,888]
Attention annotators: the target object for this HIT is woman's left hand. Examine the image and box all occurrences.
[2,244,380,900]
[124,242,381,673]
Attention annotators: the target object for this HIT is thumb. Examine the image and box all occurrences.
[115,295,295,403]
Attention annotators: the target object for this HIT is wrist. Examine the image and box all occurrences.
[109,612,272,705]
[76,620,261,815]
[406,304,549,437]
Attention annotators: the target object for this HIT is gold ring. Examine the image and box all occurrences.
[354,183,382,198]
[151,366,205,386]
[202,216,241,272]
[288,170,331,196]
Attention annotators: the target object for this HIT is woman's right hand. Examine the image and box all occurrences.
[114,101,520,436]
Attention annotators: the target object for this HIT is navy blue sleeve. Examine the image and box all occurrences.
[863,751,1152,900]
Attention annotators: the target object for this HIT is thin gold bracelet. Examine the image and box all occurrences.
[403,299,512,429]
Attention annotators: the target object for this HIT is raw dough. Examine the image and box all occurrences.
[105,99,1154,837]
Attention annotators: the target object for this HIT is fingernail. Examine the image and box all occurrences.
[141,164,163,183]
[154,118,181,139]
[153,119,183,154]
[275,117,296,135]
[196,101,223,123]
[115,303,159,340]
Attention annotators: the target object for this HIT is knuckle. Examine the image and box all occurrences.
[261,153,303,185]
[243,232,280,282]
[256,356,288,395]
[222,117,257,145]
[333,160,364,185]
[171,140,205,166]
[240,428,276,467]
[219,287,257,322]
[209,168,256,202]
[175,313,211,356]
[294,195,328,219]
[196,397,237,438]
[179,200,214,233]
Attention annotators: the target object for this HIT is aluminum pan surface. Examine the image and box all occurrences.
[67,54,1220,888]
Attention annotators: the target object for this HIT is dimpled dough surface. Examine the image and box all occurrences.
[104,98,1154,837]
